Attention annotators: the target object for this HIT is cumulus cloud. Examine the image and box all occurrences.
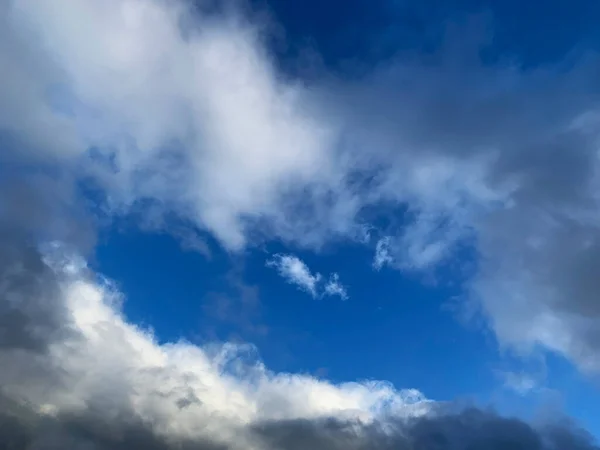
[3,0,353,251]
[0,239,431,448]
[335,43,600,370]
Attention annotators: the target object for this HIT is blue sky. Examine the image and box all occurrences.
[2,0,600,448]
[95,216,600,436]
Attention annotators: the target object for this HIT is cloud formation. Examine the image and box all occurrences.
[267,254,347,299]
[0,236,430,448]
[2,0,600,437]
[372,238,393,271]
[0,2,599,443]
[324,273,348,300]
[267,254,322,297]
[0,233,595,449]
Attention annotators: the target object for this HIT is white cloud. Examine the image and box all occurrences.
[4,0,347,250]
[324,273,349,300]
[267,254,349,299]
[267,254,322,297]
[373,237,393,270]
[0,249,430,448]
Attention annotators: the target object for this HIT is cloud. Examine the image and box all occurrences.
[267,254,322,297]
[373,237,393,270]
[3,0,354,251]
[324,273,348,300]
[3,0,600,389]
[0,233,595,448]
[0,120,425,449]
[267,254,348,299]
[500,371,540,396]
[253,409,600,450]
[0,4,598,441]
[0,240,432,449]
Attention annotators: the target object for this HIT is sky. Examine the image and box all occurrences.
[1,0,600,449]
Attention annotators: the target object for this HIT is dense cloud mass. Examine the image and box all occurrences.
[1,0,600,447]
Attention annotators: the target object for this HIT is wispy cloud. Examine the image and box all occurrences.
[267,254,322,297]
[267,254,348,299]
[500,371,539,396]
[324,273,348,300]
[373,237,393,270]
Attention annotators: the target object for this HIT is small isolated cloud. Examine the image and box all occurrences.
[267,254,348,299]
[267,254,322,297]
[324,273,348,300]
[373,237,393,270]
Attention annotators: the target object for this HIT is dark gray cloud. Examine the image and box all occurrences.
[0,393,226,450]
[0,235,69,352]
[254,409,600,450]
[0,173,92,353]
[321,19,600,369]
[0,392,598,450]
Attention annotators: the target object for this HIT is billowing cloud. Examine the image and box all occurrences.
[2,0,600,419]
[0,236,429,448]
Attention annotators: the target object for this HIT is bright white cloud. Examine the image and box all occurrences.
[4,0,347,250]
[0,249,429,448]
[267,254,349,299]
[267,254,322,297]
